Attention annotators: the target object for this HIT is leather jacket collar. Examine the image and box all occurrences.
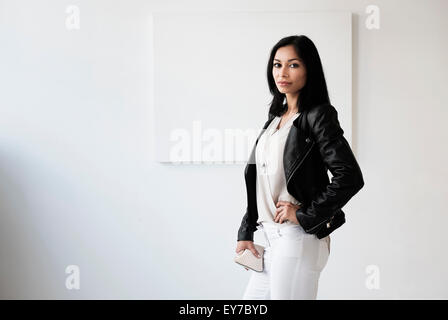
[245,111,314,192]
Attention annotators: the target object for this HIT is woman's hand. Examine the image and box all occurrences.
[274,201,301,225]
[236,240,261,271]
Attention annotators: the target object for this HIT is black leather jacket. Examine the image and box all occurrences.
[237,103,364,241]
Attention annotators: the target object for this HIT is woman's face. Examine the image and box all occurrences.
[272,45,307,94]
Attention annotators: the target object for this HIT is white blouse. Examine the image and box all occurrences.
[255,112,302,225]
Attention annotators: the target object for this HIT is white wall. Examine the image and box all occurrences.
[0,0,447,299]
[152,11,353,163]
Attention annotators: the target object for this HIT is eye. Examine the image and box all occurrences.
[273,63,300,68]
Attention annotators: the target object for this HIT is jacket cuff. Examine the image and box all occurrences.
[237,226,255,241]
[295,207,328,234]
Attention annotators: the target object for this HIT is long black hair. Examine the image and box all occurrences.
[266,35,330,117]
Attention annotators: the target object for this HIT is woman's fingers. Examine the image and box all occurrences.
[275,201,294,222]
[276,200,289,207]
[274,207,285,222]
[276,211,288,223]
[276,200,292,207]
[274,209,280,221]
[251,249,260,258]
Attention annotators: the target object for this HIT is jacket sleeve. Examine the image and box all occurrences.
[237,207,257,241]
[295,104,364,233]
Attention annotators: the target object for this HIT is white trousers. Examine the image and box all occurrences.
[242,222,330,300]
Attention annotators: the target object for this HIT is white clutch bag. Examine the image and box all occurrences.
[234,243,265,272]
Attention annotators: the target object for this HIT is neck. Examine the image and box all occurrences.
[284,93,300,114]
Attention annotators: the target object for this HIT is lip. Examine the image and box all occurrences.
[278,82,291,86]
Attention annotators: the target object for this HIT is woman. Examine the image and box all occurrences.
[235,35,364,300]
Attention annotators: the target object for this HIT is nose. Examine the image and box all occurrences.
[279,66,289,78]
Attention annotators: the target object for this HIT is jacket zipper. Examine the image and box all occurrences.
[306,215,334,233]
[286,140,315,186]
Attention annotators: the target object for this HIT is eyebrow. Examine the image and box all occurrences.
[273,58,301,62]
